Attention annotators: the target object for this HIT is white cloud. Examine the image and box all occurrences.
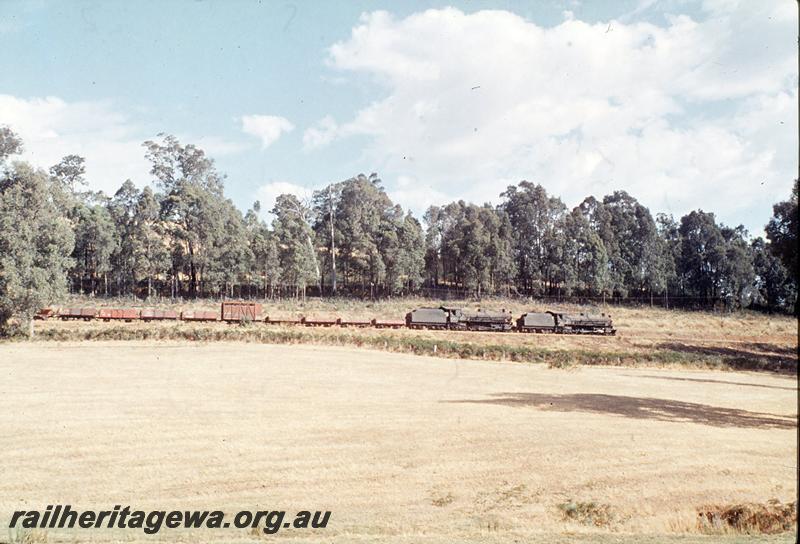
[0,94,250,195]
[302,115,340,150]
[0,94,150,194]
[302,114,371,151]
[314,5,797,231]
[255,180,315,221]
[241,114,294,149]
[388,175,451,215]
[188,135,251,157]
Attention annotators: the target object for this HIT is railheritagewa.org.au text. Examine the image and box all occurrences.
[9,505,330,535]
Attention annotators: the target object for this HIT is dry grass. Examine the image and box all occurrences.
[6,528,49,544]
[0,342,796,543]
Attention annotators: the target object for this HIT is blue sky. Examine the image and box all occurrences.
[1,0,796,234]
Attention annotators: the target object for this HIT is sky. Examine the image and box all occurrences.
[0,0,796,234]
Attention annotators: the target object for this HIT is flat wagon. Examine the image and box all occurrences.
[180,310,219,322]
[265,316,303,325]
[140,309,179,321]
[59,308,97,321]
[302,317,340,327]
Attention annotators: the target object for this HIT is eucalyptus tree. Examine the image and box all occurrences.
[397,212,426,293]
[424,201,514,296]
[457,203,492,296]
[482,205,516,295]
[438,201,467,288]
[500,181,566,295]
[678,210,726,303]
[765,180,798,294]
[71,203,117,294]
[245,203,281,298]
[0,126,23,165]
[334,174,398,292]
[718,225,755,308]
[423,205,444,287]
[655,213,681,305]
[271,194,318,299]
[261,233,282,299]
[560,208,609,297]
[46,154,89,222]
[751,237,795,312]
[0,161,74,335]
[311,181,346,294]
[131,187,170,298]
[108,180,140,294]
[598,191,663,298]
[209,198,253,297]
[142,134,226,297]
[50,154,87,195]
[374,203,403,295]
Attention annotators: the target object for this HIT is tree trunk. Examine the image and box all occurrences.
[189,241,197,298]
[329,188,337,296]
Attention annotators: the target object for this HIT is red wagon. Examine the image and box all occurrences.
[180,310,219,322]
[140,309,179,321]
[339,319,372,328]
[59,308,97,321]
[98,308,140,322]
[372,319,406,329]
[221,301,262,323]
[34,308,56,320]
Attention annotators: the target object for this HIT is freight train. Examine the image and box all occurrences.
[37,302,616,335]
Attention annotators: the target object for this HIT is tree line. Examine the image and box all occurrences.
[1,128,797,333]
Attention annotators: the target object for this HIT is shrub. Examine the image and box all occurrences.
[557,500,616,527]
[697,500,797,534]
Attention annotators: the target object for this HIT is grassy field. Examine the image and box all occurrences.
[5,298,797,541]
[0,342,796,543]
[29,296,799,373]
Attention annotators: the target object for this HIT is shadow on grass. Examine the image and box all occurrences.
[656,342,798,374]
[743,342,799,357]
[625,374,797,391]
[446,393,797,429]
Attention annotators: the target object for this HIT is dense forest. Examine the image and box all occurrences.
[0,128,797,333]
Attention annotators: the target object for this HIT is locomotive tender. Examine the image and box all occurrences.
[42,302,615,335]
[405,307,513,331]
